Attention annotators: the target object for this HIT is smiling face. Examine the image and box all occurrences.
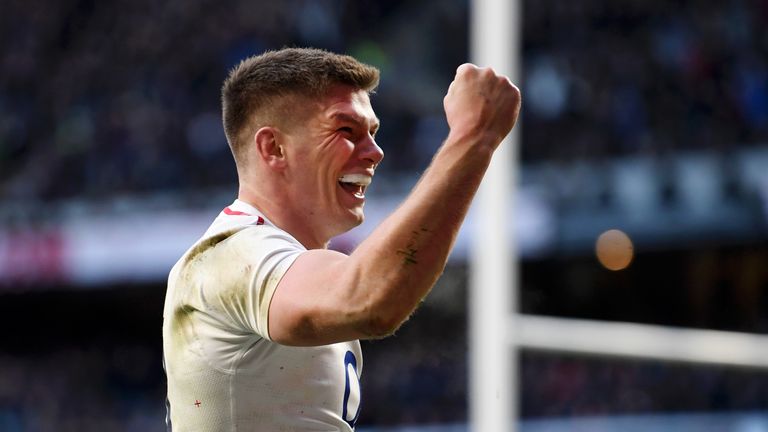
[277,85,384,246]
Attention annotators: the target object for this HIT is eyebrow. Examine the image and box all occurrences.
[331,112,380,134]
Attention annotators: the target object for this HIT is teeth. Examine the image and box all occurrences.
[338,174,372,186]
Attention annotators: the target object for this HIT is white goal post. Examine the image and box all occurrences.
[469,0,519,431]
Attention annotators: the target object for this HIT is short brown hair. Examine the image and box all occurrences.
[221,47,380,163]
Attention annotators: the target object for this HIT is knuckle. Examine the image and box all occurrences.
[456,63,476,75]
[480,67,495,77]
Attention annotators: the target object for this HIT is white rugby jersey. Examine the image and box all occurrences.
[163,199,363,431]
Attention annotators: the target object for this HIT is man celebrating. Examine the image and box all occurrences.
[163,48,520,431]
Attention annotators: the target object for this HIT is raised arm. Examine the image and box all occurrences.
[269,64,521,346]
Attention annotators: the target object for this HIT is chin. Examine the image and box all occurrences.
[338,208,365,232]
[348,210,365,228]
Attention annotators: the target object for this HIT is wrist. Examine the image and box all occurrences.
[445,128,501,154]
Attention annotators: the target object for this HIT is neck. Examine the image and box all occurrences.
[238,181,330,250]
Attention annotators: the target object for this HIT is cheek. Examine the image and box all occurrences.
[308,140,354,186]
[325,138,355,166]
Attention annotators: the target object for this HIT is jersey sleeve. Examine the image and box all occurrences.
[193,225,305,341]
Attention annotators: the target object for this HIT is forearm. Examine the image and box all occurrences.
[347,134,494,337]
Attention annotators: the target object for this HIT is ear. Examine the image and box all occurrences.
[253,127,287,169]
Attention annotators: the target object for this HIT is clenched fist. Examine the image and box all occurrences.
[443,63,521,151]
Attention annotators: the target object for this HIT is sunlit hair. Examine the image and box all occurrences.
[221,47,380,164]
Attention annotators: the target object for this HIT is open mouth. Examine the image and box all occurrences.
[338,173,372,199]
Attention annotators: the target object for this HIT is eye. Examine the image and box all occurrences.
[338,126,354,135]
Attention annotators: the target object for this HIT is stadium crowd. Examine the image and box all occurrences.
[2,0,768,200]
[0,0,465,201]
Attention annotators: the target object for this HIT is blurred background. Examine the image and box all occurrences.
[2,0,768,430]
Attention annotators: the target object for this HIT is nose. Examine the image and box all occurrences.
[359,135,384,166]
